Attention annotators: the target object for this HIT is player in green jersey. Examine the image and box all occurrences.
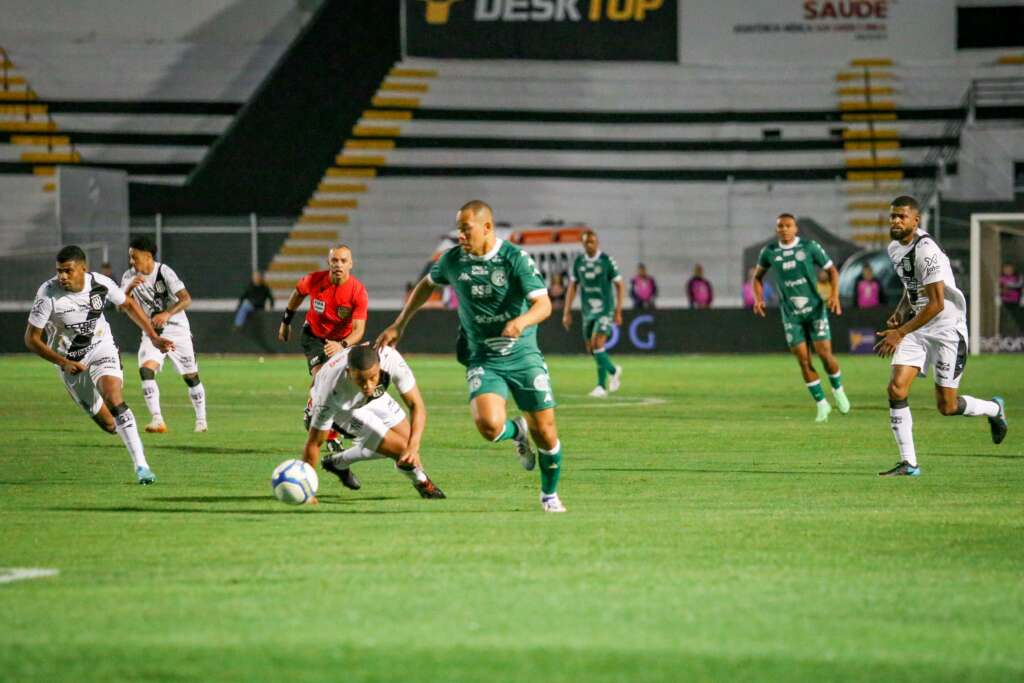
[751,213,851,422]
[562,229,624,398]
[377,200,567,513]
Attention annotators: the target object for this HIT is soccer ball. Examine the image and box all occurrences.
[271,459,319,505]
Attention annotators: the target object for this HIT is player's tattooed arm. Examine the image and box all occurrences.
[119,297,174,353]
[23,324,85,374]
[377,276,438,348]
[751,265,768,317]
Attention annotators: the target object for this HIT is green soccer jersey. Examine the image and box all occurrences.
[429,239,548,363]
[757,237,833,318]
[571,251,621,321]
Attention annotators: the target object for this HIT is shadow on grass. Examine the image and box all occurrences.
[146,444,259,455]
[928,452,1024,461]
[151,494,401,503]
[44,504,495,516]
[582,467,867,476]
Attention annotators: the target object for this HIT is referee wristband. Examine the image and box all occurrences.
[281,309,296,325]
[341,340,349,349]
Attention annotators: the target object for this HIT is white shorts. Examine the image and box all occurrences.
[892,324,968,389]
[61,336,123,415]
[337,394,407,452]
[138,323,198,375]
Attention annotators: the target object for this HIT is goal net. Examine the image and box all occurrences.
[970,213,1024,354]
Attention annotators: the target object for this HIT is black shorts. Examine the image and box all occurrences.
[300,326,329,374]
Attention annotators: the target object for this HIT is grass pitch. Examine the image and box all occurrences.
[0,353,1021,682]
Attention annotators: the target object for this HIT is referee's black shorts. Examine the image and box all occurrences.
[300,325,329,374]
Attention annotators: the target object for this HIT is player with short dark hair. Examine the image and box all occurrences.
[25,245,175,484]
[874,195,1007,476]
[121,235,207,433]
[303,343,445,501]
[751,213,851,422]
[378,200,567,513]
[562,229,623,398]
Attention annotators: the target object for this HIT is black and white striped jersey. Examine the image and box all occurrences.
[29,272,126,359]
[121,262,190,331]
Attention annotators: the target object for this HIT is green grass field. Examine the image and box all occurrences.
[0,353,1021,682]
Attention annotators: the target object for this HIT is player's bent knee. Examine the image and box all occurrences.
[476,420,504,441]
[139,367,156,381]
[937,398,960,416]
[887,383,908,401]
[183,373,201,387]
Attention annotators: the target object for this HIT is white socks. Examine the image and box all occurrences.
[960,396,1000,417]
[141,380,161,420]
[114,407,149,469]
[396,465,428,483]
[889,404,917,466]
[331,445,386,467]
[188,383,207,421]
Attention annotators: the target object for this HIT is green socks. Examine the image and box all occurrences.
[492,419,519,443]
[827,371,843,390]
[538,441,562,495]
[593,349,616,388]
[807,380,826,402]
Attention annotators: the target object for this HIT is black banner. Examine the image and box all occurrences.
[404,0,678,61]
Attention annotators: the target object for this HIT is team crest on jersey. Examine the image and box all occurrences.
[901,256,912,274]
[155,281,166,294]
[795,251,806,261]
[89,293,104,311]
[533,373,551,391]
[313,299,326,314]
[490,269,507,287]
[336,306,351,318]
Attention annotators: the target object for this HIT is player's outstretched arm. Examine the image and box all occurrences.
[278,288,305,342]
[397,385,427,470]
[377,276,437,348]
[503,293,552,338]
[751,266,768,317]
[561,280,577,329]
[826,266,842,316]
[23,324,85,374]
[302,427,328,468]
[119,297,174,353]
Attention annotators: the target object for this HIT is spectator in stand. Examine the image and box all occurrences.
[686,264,713,309]
[1000,263,1023,307]
[744,266,778,309]
[630,263,657,310]
[548,273,567,310]
[853,263,887,309]
[234,270,274,329]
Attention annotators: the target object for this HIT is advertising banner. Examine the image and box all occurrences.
[679,0,955,63]
[404,0,678,61]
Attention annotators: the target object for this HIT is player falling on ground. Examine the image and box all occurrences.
[304,344,445,502]
[874,195,1007,477]
[752,213,851,422]
[562,229,624,398]
[24,246,174,484]
[378,200,567,513]
[121,236,207,434]
[278,245,368,487]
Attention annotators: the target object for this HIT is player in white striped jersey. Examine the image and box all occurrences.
[874,196,1008,477]
[24,245,175,484]
[304,344,445,502]
[121,236,207,434]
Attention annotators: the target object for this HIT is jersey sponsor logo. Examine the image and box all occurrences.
[783,277,808,288]
[923,255,940,278]
[782,261,797,270]
[471,265,488,275]
[336,306,352,318]
[470,284,493,298]
[468,376,482,392]
[490,269,507,287]
[791,296,810,309]
[483,337,517,355]
[467,366,485,379]
[30,298,48,317]
[473,311,512,324]
[89,293,104,311]
[313,299,326,314]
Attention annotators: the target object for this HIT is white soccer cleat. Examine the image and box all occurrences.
[588,386,608,398]
[194,420,208,433]
[540,493,567,513]
[608,365,623,393]
[512,416,535,471]
[145,419,168,433]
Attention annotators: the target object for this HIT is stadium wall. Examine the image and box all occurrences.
[1,309,895,355]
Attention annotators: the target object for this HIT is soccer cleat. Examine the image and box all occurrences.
[194,420,208,433]
[878,461,921,477]
[540,493,567,513]
[145,419,167,433]
[325,436,345,455]
[135,466,157,485]
[322,456,361,490]
[588,385,608,398]
[815,402,832,423]
[608,365,623,393]
[413,477,447,499]
[989,396,1007,445]
[835,389,851,415]
[512,416,536,471]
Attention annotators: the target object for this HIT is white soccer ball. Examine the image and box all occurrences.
[271,459,319,505]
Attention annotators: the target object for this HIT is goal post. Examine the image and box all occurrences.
[970,213,1024,355]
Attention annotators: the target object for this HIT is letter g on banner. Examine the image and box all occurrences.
[604,314,656,351]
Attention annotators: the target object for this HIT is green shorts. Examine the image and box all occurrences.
[582,315,614,341]
[466,354,556,412]
[783,303,831,348]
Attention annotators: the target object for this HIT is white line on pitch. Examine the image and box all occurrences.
[0,568,59,585]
